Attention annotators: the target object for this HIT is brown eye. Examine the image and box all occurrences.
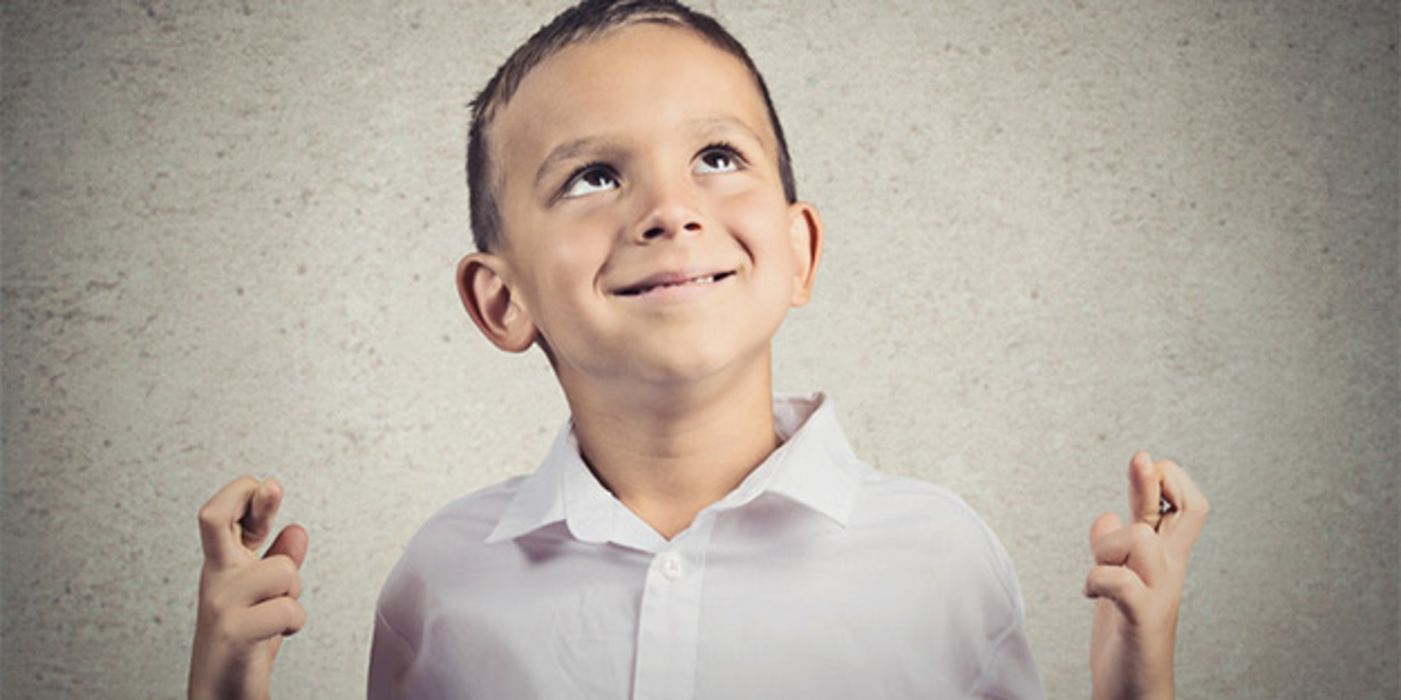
[695,145,742,174]
[563,166,618,198]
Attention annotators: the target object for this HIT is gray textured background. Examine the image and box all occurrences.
[3,1,1397,698]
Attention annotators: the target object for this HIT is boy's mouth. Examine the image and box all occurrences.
[612,270,736,297]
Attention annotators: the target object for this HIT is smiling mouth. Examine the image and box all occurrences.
[614,270,736,296]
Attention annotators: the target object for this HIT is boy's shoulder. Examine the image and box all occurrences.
[398,474,529,557]
[373,474,530,621]
[851,473,1019,554]
[859,469,1005,542]
[854,469,1027,610]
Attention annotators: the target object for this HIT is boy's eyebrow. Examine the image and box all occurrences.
[685,116,767,148]
[531,116,767,190]
[533,136,618,190]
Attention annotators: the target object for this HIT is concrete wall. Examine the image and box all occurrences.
[3,1,1396,697]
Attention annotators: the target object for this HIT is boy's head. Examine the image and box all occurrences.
[456,0,822,390]
[465,0,797,255]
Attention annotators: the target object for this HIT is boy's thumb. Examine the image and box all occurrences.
[265,524,310,568]
[1088,512,1121,548]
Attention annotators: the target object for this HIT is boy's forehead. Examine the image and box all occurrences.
[490,23,776,186]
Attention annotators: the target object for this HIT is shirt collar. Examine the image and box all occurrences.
[484,391,869,546]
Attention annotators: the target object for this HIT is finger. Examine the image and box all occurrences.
[1089,511,1122,549]
[230,554,302,606]
[240,478,283,551]
[1083,564,1150,624]
[1091,521,1169,588]
[1154,459,1179,518]
[237,596,307,641]
[198,476,261,567]
[265,524,309,569]
[1158,460,1211,560]
[1127,451,1163,530]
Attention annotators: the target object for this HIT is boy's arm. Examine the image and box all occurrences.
[367,607,415,699]
[1083,452,1210,700]
[189,477,309,700]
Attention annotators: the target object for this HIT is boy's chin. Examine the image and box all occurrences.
[561,343,773,395]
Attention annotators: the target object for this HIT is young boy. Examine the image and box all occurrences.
[189,1,1210,698]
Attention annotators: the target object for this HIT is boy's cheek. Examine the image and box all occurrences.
[719,198,791,251]
[530,205,624,252]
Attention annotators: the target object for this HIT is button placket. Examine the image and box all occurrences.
[631,519,714,700]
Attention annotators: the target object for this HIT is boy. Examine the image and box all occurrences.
[189,1,1210,698]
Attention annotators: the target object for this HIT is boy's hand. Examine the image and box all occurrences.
[189,477,309,700]
[1084,452,1209,700]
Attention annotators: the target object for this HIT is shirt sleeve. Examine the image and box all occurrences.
[368,543,430,700]
[967,515,1046,700]
[967,616,1045,700]
[930,483,1046,700]
[367,606,415,700]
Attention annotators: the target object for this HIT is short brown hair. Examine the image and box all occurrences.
[466,0,798,253]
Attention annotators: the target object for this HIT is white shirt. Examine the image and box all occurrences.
[369,392,1044,699]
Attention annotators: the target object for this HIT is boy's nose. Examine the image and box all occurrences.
[632,181,705,243]
[640,218,702,241]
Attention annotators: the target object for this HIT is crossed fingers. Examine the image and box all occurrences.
[197,476,294,569]
[195,476,308,637]
[1084,452,1210,619]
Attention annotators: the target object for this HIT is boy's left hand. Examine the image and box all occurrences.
[1084,452,1210,700]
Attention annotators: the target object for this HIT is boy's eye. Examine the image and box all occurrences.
[562,166,619,199]
[694,144,744,175]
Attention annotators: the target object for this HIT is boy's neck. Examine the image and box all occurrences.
[559,353,779,541]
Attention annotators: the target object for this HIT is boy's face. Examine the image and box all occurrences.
[467,23,820,387]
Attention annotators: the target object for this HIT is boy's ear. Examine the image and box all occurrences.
[785,201,824,307]
[456,252,538,353]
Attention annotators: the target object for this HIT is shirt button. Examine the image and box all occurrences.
[659,552,684,580]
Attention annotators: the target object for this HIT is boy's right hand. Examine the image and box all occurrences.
[189,477,309,700]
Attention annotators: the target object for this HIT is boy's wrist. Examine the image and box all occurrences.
[1092,680,1173,700]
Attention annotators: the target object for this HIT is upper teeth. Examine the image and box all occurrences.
[647,274,716,291]
[619,272,728,295]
